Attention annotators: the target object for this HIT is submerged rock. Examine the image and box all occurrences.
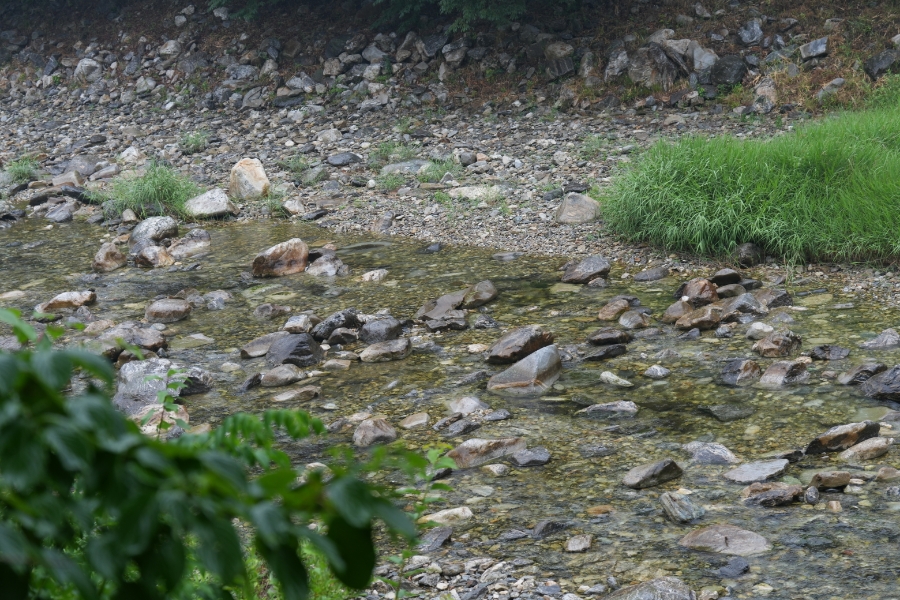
[605,577,693,600]
[447,437,527,468]
[487,345,562,397]
[838,437,893,464]
[359,338,412,362]
[265,333,324,367]
[598,298,631,321]
[576,401,638,418]
[92,243,127,272]
[145,298,192,324]
[805,421,880,454]
[241,331,291,358]
[679,524,771,556]
[759,359,809,386]
[860,328,900,349]
[838,363,887,385]
[684,441,740,465]
[622,459,683,489]
[721,359,761,386]
[587,327,632,345]
[561,255,611,284]
[723,459,788,484]
[252,239,309,277]
[660,492,705,523]
[861,366,900,401]
[810,345,850,361]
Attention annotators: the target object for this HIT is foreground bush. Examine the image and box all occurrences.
[0,309,416,599]
[598,107,900,264]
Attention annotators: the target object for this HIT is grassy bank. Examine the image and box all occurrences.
[598,86,900,265]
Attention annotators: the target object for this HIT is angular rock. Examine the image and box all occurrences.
[622,459,683,489]
[633,266,670,282]
[555,193,600,224]
[265,333,324,367]
[799,37,829,60]
[742,482,803,507]
[721,359,761,385]
[605,577,693,600]
[679,525,771,556]
[711,55,747,85]
[353,417,397,447]
[864,49,899,80]
[448,396,488,415]
[400,413,430,429]
[859,328,900,349]
[587,328,632,346]
[680,278,718,306]
[628,43,677,91]
[461,280,498,308]
[447,437,527,469]
[561,256,611,284]
[584,344,628,361]
[252,239,309,277]
[810,345,850,361]
[112,358,211,417]
[861,365,900,401]
[710,268,741,286]
[129,216,178,248]
[145,298,191,324]
[565,534,592,552]
[753,330,801,357]
[759,360,809,386]
[738,19,764,46]
[676,305,722,330]
[359,338,412,362]
[260,364,305,387]
[486,325,554,364]
[184,188,238,218]
[598,298,631,321]
[644,365,670,379]
[36,290,96,313]
[746,322,774,340]
[306,254,348,277]
[241,332,291,358]
[683,441,740,465]
[487,345,562,397]
[133,245,174,269]
[229,158,270,200]
[359,317,402,344]
[168,229,212,260]
[753,288,792,309]
[660,492,705,523]
[661,300,693,324]
[509,447,551,467]
[619,310,651,329]
[723,459,788,484]
[599,371,633,387]
[805,421,880,454]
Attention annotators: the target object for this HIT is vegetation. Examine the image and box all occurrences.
[579,134,608,160]
[276,155,310,179]
[5,156,38,184]
[376,173,405,192]
[0,308,425,599]
[98,161,202,219]
[367,142,417,169]
[179,131,210,155]
[597,106,900,264]
[417,159,462,183]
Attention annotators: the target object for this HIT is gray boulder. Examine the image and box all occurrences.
[487,345,562,397]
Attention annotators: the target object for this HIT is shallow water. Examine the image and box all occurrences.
[3,216,900,599]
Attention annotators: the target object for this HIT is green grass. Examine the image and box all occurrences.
[6,156,38,184]
[367,142,417,169]
[416,159,462,183]
[277,155,310,178]
[597,107,900,264]
[99,161,203,219]
[579,134,608,160]
[179,130,209,155]
[376,173,405,192]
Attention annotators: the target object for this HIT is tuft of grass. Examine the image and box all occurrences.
[416,159,462,183]
[277,155,310,179]
[99,161,202,219]
[376,173,405,192]
[579,135,608,160]
[367,142,417,169]
[867,73,900,110]
[179,130,209,155]
[598,107,900,265]
[6,156,38,184]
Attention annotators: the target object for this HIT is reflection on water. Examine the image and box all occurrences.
[3,217,900,597]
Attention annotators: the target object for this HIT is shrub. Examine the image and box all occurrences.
[99,161,203,219]
[5,156,38,184]
[179,131,210,155]
[277,155,311,178]
[0,308,418,600]
[598,107,900,264]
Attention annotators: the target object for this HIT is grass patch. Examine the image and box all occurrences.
[579,135,608,160]
[99,161,203,219]
[376,173,405,192]
[367,142,417,169]
[598,107,900,264]
[277,155,310,178]
[6,156,38,184]
[179,130,209,155]
[416,159,462,183]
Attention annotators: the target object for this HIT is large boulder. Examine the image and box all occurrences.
[864,49,899,80]
[353,418,398,447]
[74,58,102,82]
[229,158,270,200]
[486,325,554,364]
[862,365,900,401]
[265,333,324,367]
[710,55,747,85]
[36,290,96,313]
[129,216,178,248]
[628,43,676,91]
[185,188,238,218]
[679,278,718,305]
[555,193,600,224]
[252,239,309,277]
[561,255,611,284]
[487,345,562,397]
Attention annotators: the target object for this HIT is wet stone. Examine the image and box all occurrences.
[721,359,761,385]
[400,412,429,429]
[598,299,631,321]
[661,300,693,324]
[265,333,324,367]
[710,268,742,286]
[623,458,683,489]
[561,255,611,284]
[445,418,480,437]
[681,278,718,306]
[532,519,568,538]
[810,345,850,361]
[837,362,887,385]
[487,345,562,397]
[742,482,803,507]
[746,322,774,340]
[723,459,788,484]
[605,577,693,600]
[461,280,498,308]
[676,305,722,330]
[684,441,740,465]
[680,524,771,556]
[660,492,705,523]
[753,330,801,357]
[805,486,820,505]
[483,408,511,421]
[587,327,632,346]
[447,437,526,468]
[838,437,893,464]
[619,309,651,329]
[585,344,628,361]
[701,404,756,422]
[241,331,291,358]
[716,283,747,298]
[644,365,670,379]
[577,401,638,419]
[359,338,412,362]
[252,238,309,277]
[860,328,900,349]
[805,421,880,454]
[509,446,551,467]
[861,365,900,401]
[565,534,593,552]
[759,359,809,386]
[633,265,669,282]
[145,298,191,323]
[353,418,397,447]
[448,396,489,415]
[312,309,362,341]
[260,364,305,387]
[810,471,851,489]
[717,556,750,578]
[486,325,554,364]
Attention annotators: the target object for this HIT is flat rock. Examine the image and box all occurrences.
[487,345,562,397]
[565,534,593,552]
[447,437,527,468]
[265,333,324,367]
[145,298,191,323]
[561,255,610,284]
[723,459,788,484]
[759,360,809,386]
[660,492,705,523]
[260,364,305,387]
[676,305,722,330]
[461,280,498,308]
[619,310,651,329]
[623,459,683,489]
[710,268,741,286]
[36,290,96,313]
[838,437,893,464]
[185,188,238,218]
[598,298,630,321]
[448,396,489,415]
[810,345,850,361]
[633,266,669,282]
[241,331,291,358]
[684,441,740,465]
[587,327,632,345]
[359,338,412,362]
[486,325,554,364]
[584,344,627,361]
[400,412,430,429]
[509,447,551,466]
[862,365,900,400]
[805,421,880,454]
[576,400,638,418]
[679,524,771,556]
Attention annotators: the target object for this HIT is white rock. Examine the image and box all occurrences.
[229,158,270,200]
[600,371,633,387]
[185,188,238,218]
[746,322,774,340]
[418,506,473,526]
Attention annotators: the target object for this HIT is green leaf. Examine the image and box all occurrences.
[257,540,309,600]
[41,548,99,600]
[0,421,45,490]
[44,421,92,471]
[325,477,377,528]
[372,502,417,540]
[64,349,114,384]
[193,516,245,585]
[31,350,74,390]
[325,516,375,589]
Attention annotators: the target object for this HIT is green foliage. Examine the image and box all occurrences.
[5,156,38,184]
[0,308,417,600]
[598,108,900,264]
[97,161,203,219]
[277,155,311,179]
[867,73,900,109]
[179,131,210,155]
[417,159,462,183]
[579,134,608,160]
[367,142,417,169]
[376,173,406,192]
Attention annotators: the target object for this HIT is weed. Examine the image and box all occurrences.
[367,142,417,168]
[868,74,900,110]
[599,107,900,264]
[5,155,38,184]
[394,117,413,134]
[377,173,406,192]
[433,191,452,206]
[580,134,608,160]
[417,159,462,183]
[97,161,202,219]
[179,130,209,155]
[277,155,310,178]
[262,188,288,217]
